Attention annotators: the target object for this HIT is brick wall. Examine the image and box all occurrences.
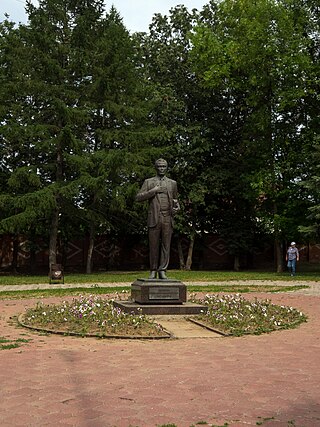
[0,234,318,273]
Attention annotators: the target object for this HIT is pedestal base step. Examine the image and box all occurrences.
[113,301,207,315]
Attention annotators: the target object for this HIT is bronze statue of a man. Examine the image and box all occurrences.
[136,159,180,279]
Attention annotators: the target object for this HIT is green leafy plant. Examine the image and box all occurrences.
[192,294,307,336]
[22,295,167,337]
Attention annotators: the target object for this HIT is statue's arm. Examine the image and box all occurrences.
[136,180,156,202]
[173,181,179,199]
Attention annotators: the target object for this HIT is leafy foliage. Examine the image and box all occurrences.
[0,0,319,272]
[190,0,319,270]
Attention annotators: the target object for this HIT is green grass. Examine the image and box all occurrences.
[0,287,131,299]
[0,268,314,299]
[0,268,319,286]
[0,284,309,300]
[0,336,32,350]
[188,284,308,293]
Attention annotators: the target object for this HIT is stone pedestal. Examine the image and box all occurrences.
[112,277,207,315]
[131,278,186,304]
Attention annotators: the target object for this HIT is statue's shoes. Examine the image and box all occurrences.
[149,271,157,279]
[158,271,168,280]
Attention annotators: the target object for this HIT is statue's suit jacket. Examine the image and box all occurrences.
[136,176,178,228]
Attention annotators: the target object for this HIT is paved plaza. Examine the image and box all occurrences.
[0,282,319,426]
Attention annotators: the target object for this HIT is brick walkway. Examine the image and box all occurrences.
[0,285,319,426]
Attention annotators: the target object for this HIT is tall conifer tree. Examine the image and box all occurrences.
[0,1,157,271]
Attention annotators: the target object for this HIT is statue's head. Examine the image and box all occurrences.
[155,158,167,176]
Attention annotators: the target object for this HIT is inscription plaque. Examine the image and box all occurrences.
[149,286,180,300]
[131,279,187,304]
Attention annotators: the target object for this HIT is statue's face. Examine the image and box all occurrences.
[156,162,167,176]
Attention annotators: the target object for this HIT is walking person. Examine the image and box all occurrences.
[286,242,299,276]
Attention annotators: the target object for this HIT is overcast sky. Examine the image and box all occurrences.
[1,0,207,33]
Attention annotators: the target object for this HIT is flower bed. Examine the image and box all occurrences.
[20,295,169,338]
[19,293,308,339]
[191,293,307,336]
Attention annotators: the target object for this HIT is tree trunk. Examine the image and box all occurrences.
[177,235,186,270]
[273,200,284,272]
[86,224,95,274]
[234,254,240,271]
[11,234,19,274]
[275,238,284,272]
[29,228,37,274]
[49,140,63,271]
[49,207,59,269]
[185,233,195,270]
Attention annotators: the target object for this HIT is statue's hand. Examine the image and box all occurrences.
[153,184,164,194]
[172,199,180,214]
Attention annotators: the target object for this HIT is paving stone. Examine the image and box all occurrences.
[0,289,319,426]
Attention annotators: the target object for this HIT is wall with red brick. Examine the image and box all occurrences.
[0,234,318,273]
